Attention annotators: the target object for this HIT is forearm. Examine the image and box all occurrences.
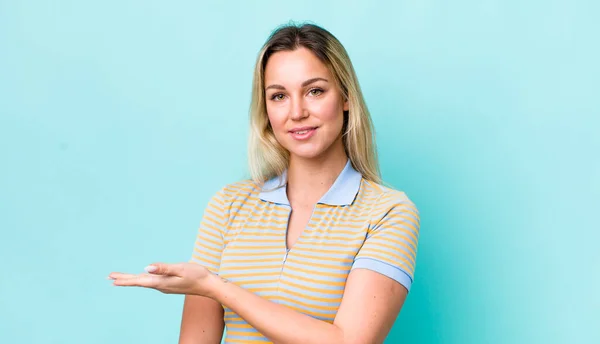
[179,295,224,344]
[207,275,346,344]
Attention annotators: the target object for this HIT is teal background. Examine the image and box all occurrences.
[1,1,598,343]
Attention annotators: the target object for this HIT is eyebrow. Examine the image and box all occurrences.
[265,77,329,91]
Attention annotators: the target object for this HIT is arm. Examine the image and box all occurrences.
[208,191,419,344]
[179,295,224,344]
[181,187,229,343]
[209,269,406,344]
[111,191,418,344]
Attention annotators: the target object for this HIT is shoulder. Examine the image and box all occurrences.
[361,180,417,209]
[360,180,419,222]
[209,179,262,205]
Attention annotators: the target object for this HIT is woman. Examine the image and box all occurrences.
[109,23,420,344]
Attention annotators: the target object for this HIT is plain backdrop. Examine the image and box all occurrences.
[1,1,598,343]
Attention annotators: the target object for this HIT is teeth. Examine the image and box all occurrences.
[296,130,308,134]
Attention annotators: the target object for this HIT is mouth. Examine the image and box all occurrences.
[288,126,318,140]
[289,126,318,134]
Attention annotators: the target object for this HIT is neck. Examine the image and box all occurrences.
[286,141,348,207]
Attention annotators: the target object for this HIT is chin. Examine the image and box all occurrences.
[287,146,326,160]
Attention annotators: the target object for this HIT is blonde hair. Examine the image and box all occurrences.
[248,23,381,185]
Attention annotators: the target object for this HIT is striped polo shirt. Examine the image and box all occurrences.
[190,160,420,343]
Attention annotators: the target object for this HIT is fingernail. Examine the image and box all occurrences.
[145,265,157,273]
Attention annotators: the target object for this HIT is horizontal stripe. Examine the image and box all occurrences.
[191,177,420,342]
[281,271,346,287]
[280,278,345,295]
[285,257,352,270]
[225,338,271,343]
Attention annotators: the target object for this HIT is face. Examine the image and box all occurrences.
[264,47,349,161]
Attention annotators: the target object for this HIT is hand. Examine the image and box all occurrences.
[108,262,219,298]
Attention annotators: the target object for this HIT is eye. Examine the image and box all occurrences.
[308,88,324,96]
[271,93,285,101]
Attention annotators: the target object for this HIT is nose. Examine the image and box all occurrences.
[289,97,309,121]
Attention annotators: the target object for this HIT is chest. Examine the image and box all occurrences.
[218,201,371,318]
[285,206,312,249]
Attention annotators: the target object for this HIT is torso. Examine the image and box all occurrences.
[218,180,375,328]
[286,204,313,249]
[209,178,417,344]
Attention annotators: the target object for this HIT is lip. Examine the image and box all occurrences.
[288,126,318,141]
[288,126,318,133]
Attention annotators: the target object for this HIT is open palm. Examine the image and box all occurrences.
[109,262,214,296]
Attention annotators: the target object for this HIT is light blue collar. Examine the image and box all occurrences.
[259,159,362,206]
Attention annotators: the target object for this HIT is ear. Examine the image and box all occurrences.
[343,99,349,111]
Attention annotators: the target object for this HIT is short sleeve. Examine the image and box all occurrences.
[352,191,420,292]
[189,188,228,275]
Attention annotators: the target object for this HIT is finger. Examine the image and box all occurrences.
[108,272,138,280]
[145,263,183,277]
[113,274,159,287]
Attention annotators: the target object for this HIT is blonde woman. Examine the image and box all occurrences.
[109,23,420,344]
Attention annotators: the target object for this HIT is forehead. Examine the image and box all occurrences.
[264,47,331,85]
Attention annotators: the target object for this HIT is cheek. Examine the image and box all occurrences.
[266,106,290,144]
[309,99,344,129]
[266,105,285,130]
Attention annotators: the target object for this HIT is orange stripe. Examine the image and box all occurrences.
[190,254,218,268]
[311,216,367,225]
[312,209,366,217]
[281,271,346,287]
[222,257,282,264]
[197,226,221,241]
[196,234,221,248]
[291,251,353,263]
[280,279,345,295]
[233,237,285,243]
[203,221,224,236]
[286,257,350,270]
[295,240,362,249]
[301,228,365,236]
[226,330,265,337]
[279,286,343,303]
[367,239,416,264]
[377,223,419,245]
[357,250,414,273]
[314,222,365,229]
[211,194,225,206]
[223,184,256,194]
[223,251,282,257]
[205,207,225,222]
[222,271,282,279]
[226,323,253,329]
[246,287,280,293]
[219,264,281,271]
[372,206,418,222]
[231,217,289,226]
[234,278,279,286]
[193,246,220,260]
[225,339,271,344]
[293,246,358,256]
[271,295,340,311]
[285,265,349,279]
[223,244,282,250]
[240,225,286,231]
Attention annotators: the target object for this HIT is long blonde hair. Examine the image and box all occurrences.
[248,23,381,185]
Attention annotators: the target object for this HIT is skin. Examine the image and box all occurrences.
[263,47,350,248]
[109,47,407,344]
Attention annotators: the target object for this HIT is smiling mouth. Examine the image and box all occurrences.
[289,127,318,134]
[288,126,318,140]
